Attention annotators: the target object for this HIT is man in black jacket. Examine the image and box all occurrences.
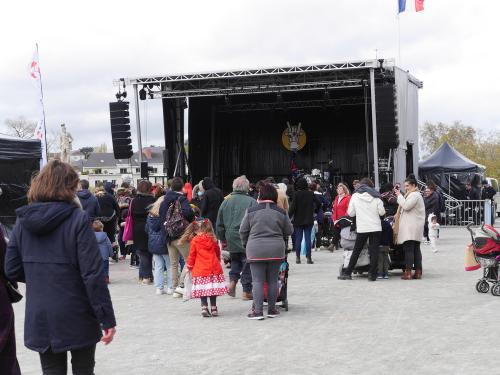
[200,177,224,227]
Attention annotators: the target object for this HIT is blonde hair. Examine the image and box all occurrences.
[337,183,350,195]
[149,195,165,217]
[92,220,104,232]
[178,219,215,245]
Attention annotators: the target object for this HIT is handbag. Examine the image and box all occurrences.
[464,244,480,271]
[3,279,23,303]
[122,200,134,242]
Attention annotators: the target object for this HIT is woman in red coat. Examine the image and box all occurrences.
[331,183,351,250]
[179,219,228,317]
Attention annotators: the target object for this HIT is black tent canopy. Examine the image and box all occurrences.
[0,135,41,231]
[418,142,484,198]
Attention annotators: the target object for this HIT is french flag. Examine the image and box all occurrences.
[399,0,425,13]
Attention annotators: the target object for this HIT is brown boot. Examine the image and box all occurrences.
[401,269,412,280]
[412,269,422,279]
[228,280,237,297]
[242,292,253,301]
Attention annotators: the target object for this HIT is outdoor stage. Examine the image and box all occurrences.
[117,59,422,191]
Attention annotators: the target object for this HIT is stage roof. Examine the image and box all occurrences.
[116,59,423,99]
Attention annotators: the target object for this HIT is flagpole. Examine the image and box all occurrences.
[397,14,402,66]
[36,43,49,162]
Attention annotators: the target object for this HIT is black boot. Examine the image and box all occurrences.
[296,256,301,264]
[307,257,314,264]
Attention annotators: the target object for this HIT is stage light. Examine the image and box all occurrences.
[276,92,283,103]
[224,95,231,105]
[181,98,188,109]
[323,89,330,100]
[139,86,147,101]
[122,91,127,98]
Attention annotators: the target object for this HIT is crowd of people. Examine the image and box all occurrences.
[1,158,497,373]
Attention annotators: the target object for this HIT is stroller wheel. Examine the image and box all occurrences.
[491,284,500,296]
[476,280,490,293]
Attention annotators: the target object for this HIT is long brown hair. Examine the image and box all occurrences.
[28,159,79,203]
[178,219,216,245]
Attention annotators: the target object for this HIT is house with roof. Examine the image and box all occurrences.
[81,147,166,187]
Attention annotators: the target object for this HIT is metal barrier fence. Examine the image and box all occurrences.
[442,199,495,227]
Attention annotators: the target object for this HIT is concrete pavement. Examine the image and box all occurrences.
[12,225,499,374]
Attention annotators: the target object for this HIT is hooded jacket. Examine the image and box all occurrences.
[347,185,385,233]
[186,233,223,277]
[95,231,114,261]
[200,178,224,226]
[4,201,116,353]
[76,189,100,221]
[145,214,167,255]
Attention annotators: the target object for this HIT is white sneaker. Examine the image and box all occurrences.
[173,292,182,298]
[433,249,438,253]
[166,288,174,295]
[156,288,165,295]
[174,287,184,295]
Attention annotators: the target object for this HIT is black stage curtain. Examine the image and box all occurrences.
[189,91,369,192]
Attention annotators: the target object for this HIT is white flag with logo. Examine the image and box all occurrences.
[30,47,47,166]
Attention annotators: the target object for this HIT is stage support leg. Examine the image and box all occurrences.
[210,106,215,180]
[369,68,380,189]
[133,84,143,164]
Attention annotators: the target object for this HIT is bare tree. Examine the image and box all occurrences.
[4,117,37,139]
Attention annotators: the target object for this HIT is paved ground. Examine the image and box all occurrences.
[12,224,500,375]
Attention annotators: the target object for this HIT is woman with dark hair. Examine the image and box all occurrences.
[393,175,426,280]
[200,177,224,227]
[131,179,156,284]
[0,226,21,375]
[5,159,116,374]
[289,177,320,264]
[240,184,293,320]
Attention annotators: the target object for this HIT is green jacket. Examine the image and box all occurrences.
[216,192,257,253]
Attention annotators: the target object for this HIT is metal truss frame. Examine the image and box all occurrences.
[114,59,401,99]
[123,60,384,85]
[215,96,365,113]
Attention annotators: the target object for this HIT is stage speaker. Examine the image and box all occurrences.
[375,85,399,151]
[140,161,149,179]
[110,101,133,159]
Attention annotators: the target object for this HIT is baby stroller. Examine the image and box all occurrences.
[337,216,370,276]
[467,223,500,295]
[320,211,335,248]
[264,256,289,311]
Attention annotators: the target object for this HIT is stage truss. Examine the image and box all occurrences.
[115,59,421,99]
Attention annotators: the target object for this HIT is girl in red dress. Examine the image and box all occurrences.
[179,219,228,317]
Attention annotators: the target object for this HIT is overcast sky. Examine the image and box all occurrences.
[0,0,498,152]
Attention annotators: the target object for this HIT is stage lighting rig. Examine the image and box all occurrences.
[115,78,127,101]
[139,86,147,100]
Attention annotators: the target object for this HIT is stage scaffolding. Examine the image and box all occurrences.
[114,59,422,187]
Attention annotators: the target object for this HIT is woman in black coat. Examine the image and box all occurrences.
[95,182,120,245]
[0,226,21,375]
[5,160,116,374]
[131,180,156,284]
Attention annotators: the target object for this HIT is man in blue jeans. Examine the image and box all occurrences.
[216,176,257,300]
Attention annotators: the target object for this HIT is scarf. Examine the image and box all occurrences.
[392,186,419,244]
